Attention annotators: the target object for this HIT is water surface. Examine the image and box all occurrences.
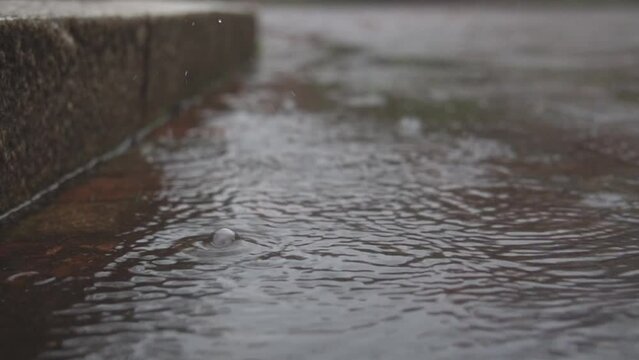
[2,4,639,360]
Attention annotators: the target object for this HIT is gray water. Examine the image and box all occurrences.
[3,5,639,360]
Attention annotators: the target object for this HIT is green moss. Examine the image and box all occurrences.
[357,94,494,130]
[373,56,464,70]
[325,43,363,58]
[616,89,639,103]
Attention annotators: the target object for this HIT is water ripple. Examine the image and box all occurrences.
[13,5,639,360]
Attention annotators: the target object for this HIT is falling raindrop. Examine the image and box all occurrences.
[7,271,39,283]
[398,116,423,137]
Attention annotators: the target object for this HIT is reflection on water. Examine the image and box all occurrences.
[3,4,639,360]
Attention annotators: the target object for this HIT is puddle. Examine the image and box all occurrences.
[2,4,639,360]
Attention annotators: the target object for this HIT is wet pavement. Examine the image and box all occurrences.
[2,4,639,359]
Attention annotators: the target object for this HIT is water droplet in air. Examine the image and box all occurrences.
[218,19,223,24]
[211,228,237,248]
[398,116,423,137]
[7,271,39,282]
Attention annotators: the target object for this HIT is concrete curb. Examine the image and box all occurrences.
[0,1,256,216]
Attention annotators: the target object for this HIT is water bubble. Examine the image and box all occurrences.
[211,228,237,248]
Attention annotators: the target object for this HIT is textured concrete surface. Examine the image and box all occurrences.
[0,1,256,216]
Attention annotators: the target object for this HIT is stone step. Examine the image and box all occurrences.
[0,1,257,217]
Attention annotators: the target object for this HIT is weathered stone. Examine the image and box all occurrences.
[0,1,256,216]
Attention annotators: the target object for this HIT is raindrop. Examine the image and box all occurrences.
[211,228,237,248]
[7,271,39,282]
[398,116,423,137]
[283,97,296,111]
